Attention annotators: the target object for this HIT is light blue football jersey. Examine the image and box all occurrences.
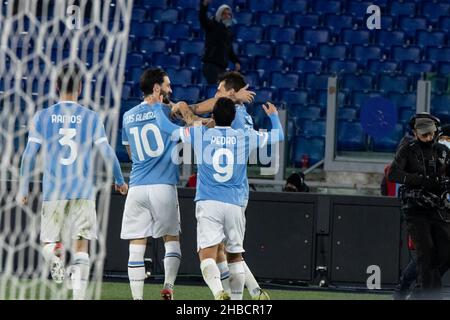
[20,101,124,201]
[122,102,179,187]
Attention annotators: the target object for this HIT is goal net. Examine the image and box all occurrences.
[0,0,132,299]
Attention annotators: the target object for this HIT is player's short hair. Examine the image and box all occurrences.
[140,68,167,97]
[213,97,236,126]
[57,64,81,93]
[219,71,246,92]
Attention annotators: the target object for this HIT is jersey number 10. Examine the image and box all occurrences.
[129,124,165,161]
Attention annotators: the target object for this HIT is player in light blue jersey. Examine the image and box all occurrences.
[155,97,284,300]
[18,64,128,299]
[120,68,184,300]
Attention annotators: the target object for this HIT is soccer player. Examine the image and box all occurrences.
[18,64,128,300]
[120,68,183,300]
[155,97,284,300]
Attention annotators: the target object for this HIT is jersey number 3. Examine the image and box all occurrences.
[59,128,77,165]
[129,124,164,161]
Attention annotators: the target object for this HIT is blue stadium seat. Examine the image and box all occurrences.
[302,28,330,45]
[300,119,326,137]
[267,26,296,43]
[341,73,374,91]
[390,2,416,16]
[128,67,144,82]
[439,62,450,75]
[138,38,167,54]
[293,58,323,73]
[337,121,365,151]
[166,68,193,85]
[325,14,354,35]
[234,12,253,25]
[431,76,449,94]
[245,41,273,57]
[399,16,427,38]
[416,30,446,48]
[152,52,182,68]
[235,25,264,42]
[372,124,404,152]
[376,30,405,47]
[204,85,217,99]
[171,85,201,104]
[342,29,370,45]
[253,88,274,104]
[392,46,422,62]
[173,0,197,9]
[347,1,375,16]
[439,16,450,33]
[126,53,144,68]
[297,107,322,121]
[248,0,274,12]
[281,89,309,106]
[352,45,382,63]
[422,2,450,23]
[315,1,341,14]
[403,61,434,75]
[184,54,202,68]
[152,8,179,23]
[367,60,398,73]
[258,13,286,27]
[329,59,359,73]
[256,57,285,73]
[280,0,307,13]
[379,75,409,93]
[305,73,330,90]
[270,72,299,90]
[131,8,147,22]
[275,43,308,63]
[179,40,203,55]
[141,0,167,9]
[317,90,347,106]
[318,44,347,60]
[432,94,450,121]
[241,71,260,88]
[290,13,319,28]
[399,108,415,123]
[121,84,132,101]
[183,9,201,30]
[162,22,190,40]
[130,22,156,38]
[380,16,394,30]
[351,91,383,107]
[293,137,325,166]
[337,107,357,121]
[427,47,450,62]
[388,92,416,109]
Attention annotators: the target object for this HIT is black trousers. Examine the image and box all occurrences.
[405,209,450,299]
[202,62,225,85]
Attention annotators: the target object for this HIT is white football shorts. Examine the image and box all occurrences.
[195,200,246,253]
[120,184,180,240]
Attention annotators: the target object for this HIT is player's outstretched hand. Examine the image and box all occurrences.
[115,183,129,195]
[19,196,28,205]
[262,102,278,116]
[235,84,255,104]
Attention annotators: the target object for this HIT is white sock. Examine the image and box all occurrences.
[163,241,181,290]
[200,258,223,297]
[42,243,60,264]
[244,260,261,298]
[217,261,231,295]
[229,261,245,300]
[128,244,146,300]
[72,252,90,300]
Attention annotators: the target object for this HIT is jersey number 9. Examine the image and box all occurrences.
[212,148,234,183]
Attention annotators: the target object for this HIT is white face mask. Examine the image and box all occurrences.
[439,140,450,149]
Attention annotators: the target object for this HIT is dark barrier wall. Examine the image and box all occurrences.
[105,188,416,287]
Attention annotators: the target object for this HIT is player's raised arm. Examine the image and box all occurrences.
[248,102,284,151]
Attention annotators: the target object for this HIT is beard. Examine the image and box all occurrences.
[161,91,170,104]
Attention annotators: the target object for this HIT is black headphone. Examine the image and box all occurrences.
[409,113,441,136]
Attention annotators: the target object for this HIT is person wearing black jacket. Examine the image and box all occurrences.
[199,0,241,84]
[388,114,450,299]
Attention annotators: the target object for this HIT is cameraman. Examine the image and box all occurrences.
[388,114,450,299]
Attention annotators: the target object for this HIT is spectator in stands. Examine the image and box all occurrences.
[283,172,310,192]
[199,0,241,84]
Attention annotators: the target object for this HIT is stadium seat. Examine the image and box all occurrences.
[390,2,416,16]
[128,67,144,83]
[427,47,450,62]
[300,119,326,137]
[267,26,296,43]
[431,94,450,122]
[337,107,357,121]
[138,38,167,54]
[161,23,190,40]
[184,54,202,69]
[297,108,322,121]
[302,28,330,46]
[325,14,354,35]
[399,108,415,123]
[275,43,308,63]
[280,90,309,106]
[248,0,274,12]
[152,8,179,23]
[367,60,398,73]
[317,90,347,106]
[337,121,365,151]
[376,30,405,47]
[256,57,285,73]
[183,9,201,31]
[293,137,325,166]
[318,44,347,60]
[173,0,197,9]
[258,13,286,27]
[439,62,450,75]
[130,22,156,38]
[439,16,450,33]
[341,73,373,91]
[416,30,446,48]
[379,75,409,93]
[204,85,218,99]
[347,1,376,16]
[179,40,204,55]
[241,71,260,88]
[305,73,330,90]
[126,53,144,68]
[131,8,147,22]
[280,0,308,13]
[293,59,323,73]
[351,91,383,107]
[141,0,167,9]
[270,72,299,90]
[171,85,201,104]
[372,124,404,152]
[329,60,359,74]
[392,46,422,62]
[235,25,264,42]
[341,29,370,45]
[234,12,253,25]
[399,16,427,38]
[152,52,181,68]
[290,13,319,28]
[245,41,273,57]
[403,61,434,75]
[315,1,341,14]
[430,76,449,94]
[166,68,193,85]
[422,2,450,23]
[252,88,274,104]
[352,45,382,63]
[380,16,394,30]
